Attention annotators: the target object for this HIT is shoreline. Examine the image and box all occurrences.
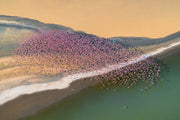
[0,42,179,106]
[0,42,180,120]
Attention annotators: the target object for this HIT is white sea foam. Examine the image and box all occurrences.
[0,20,38,29]
[0,42,179,106]
[0,20,20,25]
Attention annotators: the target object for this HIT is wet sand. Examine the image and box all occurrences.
[0,44,179,120]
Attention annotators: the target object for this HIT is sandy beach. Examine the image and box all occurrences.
[0,42,179,120]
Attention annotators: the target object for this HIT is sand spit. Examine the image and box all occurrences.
[0,41,179,106]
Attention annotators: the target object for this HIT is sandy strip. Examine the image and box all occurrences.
[0,41,179,106]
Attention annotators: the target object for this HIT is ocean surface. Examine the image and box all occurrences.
[22,51,180,120]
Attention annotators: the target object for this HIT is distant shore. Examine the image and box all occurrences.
[0,42,179,120]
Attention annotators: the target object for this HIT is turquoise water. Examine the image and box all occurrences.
[22,51,180,120]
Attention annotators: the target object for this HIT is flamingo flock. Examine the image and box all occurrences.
[15,30,162,88]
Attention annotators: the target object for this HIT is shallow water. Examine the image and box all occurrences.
[22,51,180,120]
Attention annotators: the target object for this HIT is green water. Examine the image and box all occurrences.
[22,52,180,120]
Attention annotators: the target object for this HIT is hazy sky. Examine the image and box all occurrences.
[0,0,180,38]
